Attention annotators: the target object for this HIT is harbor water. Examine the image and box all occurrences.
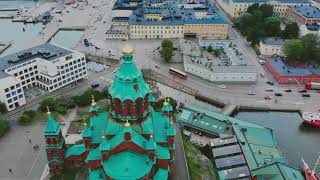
[0,18,42,56]
[49,30,83,49]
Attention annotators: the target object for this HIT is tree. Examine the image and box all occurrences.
[0,120,10,137]
[259,4,274,18]
[212,49,221,57]
[207,45,213,52]
[283,39,305,62]
[18,114,32,125]
[282,23,299,39]
[247,3,260,14]
[161,39,173,48]
[301,34,320,64]
[0,102,7,114]
[39,96,57,112]
[160,47,174,62]
[264,16,281,36]
[159,39,174,62]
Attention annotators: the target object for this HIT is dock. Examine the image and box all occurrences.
[222,104,239,116]
[0,42,12,55]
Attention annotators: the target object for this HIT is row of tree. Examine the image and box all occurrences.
[235,3,299,45]
[283,34,320,64]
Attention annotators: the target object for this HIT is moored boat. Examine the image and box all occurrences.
[302,112,320,127]
[302,157,319,180]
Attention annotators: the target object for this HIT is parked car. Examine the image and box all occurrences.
[266,81,274,85]
[265,88,274,92]
[154,64,160,69]
[259,60,265,65]
[302,94,311,97]
[298,89,307,93]
[83,39,90,47]
[113,67,119,73]
[264,96,272,100]
[284,89,292,92]
[248,90,255,95]
[275,93,282,96]
[91,83,99,89]
[218,85,226,89]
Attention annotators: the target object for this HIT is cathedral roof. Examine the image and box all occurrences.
[108,52,150,101]
[65,144,85,158]
[102,151,154,180]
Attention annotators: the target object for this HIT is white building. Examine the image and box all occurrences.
[0,43,88,111]
[181,39,257,83]
[259,37,287,56]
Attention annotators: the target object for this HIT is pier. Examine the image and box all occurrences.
[221,104,239,116]
[0,42,12,55]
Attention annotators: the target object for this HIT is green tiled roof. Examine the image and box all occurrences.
[178,106,231,135]
[100,127,156,151]
[82,127,91,137]
[87,147,102,161]
[89,105,99,113]
[156,145,170,159]
[44,115,60,135]
[153,168,169,180]
[232,123,286,170]
[102,151,154,180]
[153,111,171,143]
[89,168,106,180]
[252,162,304,180]
[161,102,173,112]
[149,93,155,102]
[65,144,85,158]
[108,54,150,101]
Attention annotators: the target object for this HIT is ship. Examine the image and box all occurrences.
[302,112,320,127]
[302,157,319,180]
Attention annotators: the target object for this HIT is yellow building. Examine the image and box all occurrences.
[184,23,229,39]
[129,24,185,39]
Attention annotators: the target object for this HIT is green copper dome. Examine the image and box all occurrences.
[108,53,150,101]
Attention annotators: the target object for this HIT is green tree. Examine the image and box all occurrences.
[282,23,299,39]
[18,114,32,125]
[301,34,320,63]
[160,47,174,62]
[259,4,274,18]
[283,39,305,62]
[0,120,10,137]
[212,49,221,57]
[247,3,260,14]
[39,96,57,112]
[0,102,7,114]
[207,45,213,52]
[264,16,281,36]
[161,39,173,48]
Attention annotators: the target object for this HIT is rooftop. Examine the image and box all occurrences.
[0,43,73,78]
[267,58,320,76]
[260,37,287,46]
[232,0,310,3]
[290,5,320,19]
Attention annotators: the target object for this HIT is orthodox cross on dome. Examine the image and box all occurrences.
[91,95,96,106]
[47,106,51,115]
[122,37,134,55]
[125,120,130,127]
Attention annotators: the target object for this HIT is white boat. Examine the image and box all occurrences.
[302,112,320,127]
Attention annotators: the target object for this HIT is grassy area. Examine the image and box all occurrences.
[182,136,216,180]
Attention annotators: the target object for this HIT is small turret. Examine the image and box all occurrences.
[89,95,99,116]
[162,98,173,116]
[44,106,65,176]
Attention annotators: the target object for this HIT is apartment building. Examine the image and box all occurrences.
[127,0,229,39]
[0,43,87,111]
[285,5,320,25]
[259,37,287,56]
[215,0,312,18]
